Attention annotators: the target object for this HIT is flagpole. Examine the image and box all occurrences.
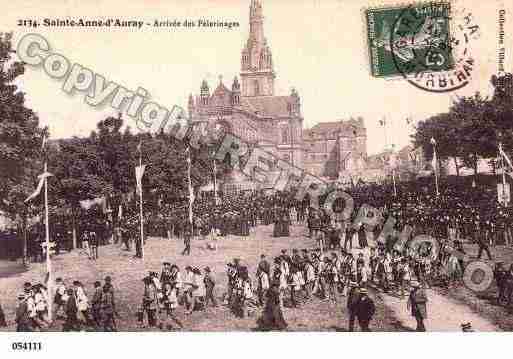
[187,146,194,226]
[390,144,397,197]
[431,139,440,197]
[44,160,53,322]
[139,147,144,260]
[213,154,218,206]
[392,168,397,197]
[500,142,507,205]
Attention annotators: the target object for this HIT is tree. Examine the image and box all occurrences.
[0,32,46,264]
[48,116,231,224]
[48,137,105,248]
[451,92,498,177]
[413,112,463,176]
[490,73,513,153]
[91,113,133,196]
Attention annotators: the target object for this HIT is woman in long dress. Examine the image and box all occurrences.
[282,208,290,237]
[273,207,282,237]
[358,223,368,248]
[0,298,7,327]
[257,280,288,331]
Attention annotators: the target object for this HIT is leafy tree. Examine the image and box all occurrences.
[48,137,105,248]
[91,113,133,195]
[490,73,513,152]
[0,32,45,216]
[0,33,46,263]
[450,92,498,177]
[413,112,463,176]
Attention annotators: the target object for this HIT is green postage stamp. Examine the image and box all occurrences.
[366,2,454,78]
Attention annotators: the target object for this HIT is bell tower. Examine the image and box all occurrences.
[240,0,275,97]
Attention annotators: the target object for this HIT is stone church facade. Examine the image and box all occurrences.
[303,118,367,179]
[188,0,368,188]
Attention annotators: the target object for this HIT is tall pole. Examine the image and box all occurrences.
[187,146,194,226]
[390,131,397,197]
[502,157,507,205]
[139,150,144,259]
[500,142,507,205]
[290,124,294,167]
[432,139,440,197]
[434,160,439,196]
[213,153,218,206]
[392,169,397,197]
[44,160,52,322]
[383,116,389,150]
[390,116,397,152]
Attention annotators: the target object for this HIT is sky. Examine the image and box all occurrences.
[3,0,511,154]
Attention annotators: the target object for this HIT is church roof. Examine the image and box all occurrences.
[240,96,293,117]
[206,82,233,108]
[212,82,231,97]
[303,118,366,140]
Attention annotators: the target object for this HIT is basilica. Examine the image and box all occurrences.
[188,0,369,188]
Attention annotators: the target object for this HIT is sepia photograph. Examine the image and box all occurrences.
[0,0,512,355]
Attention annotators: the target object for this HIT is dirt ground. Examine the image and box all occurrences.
[1,223,510,332]
[0,224,396,331]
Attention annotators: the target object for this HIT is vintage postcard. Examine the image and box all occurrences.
[0,0,512,356]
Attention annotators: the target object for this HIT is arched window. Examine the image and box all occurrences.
[281,127,289,143]
[253,80,259,96]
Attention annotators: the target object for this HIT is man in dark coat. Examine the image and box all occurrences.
[354,288,375,331]
[258,254,271,276]
[160,262,172,284]
[357,223,368,249]
[91,281,103,329]
[408,281,428,331]
[203,267,218,308]
[346,281,360,332]
[476,232,493,260]
[15,293,31,332]
[63,288,78,331]
[494,262,508,304]
[120,223,131,251]
[135,229,143,259]
[181,223,192,256]
[0,297,6,327]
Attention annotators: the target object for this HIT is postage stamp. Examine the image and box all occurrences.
[366,2,453,78]
[366,1,479,92]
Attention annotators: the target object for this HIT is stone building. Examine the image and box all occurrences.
[302,118,367,179]
[365,145,426,183]
[188,0,369,189]
[188,0,304,177]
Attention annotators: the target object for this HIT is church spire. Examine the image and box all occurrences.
[240,0,275,97]
[249,0,264,44]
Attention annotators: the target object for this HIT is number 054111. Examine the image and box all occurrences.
[11,342,42,351]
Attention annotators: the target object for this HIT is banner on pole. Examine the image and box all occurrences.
[499,144,513,178]
[135,165,146,194]
[25,172,53,203]
[498,182,510,205]
[79,196,106,210]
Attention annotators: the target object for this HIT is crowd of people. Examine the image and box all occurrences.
[5,179,513,331]
[13,276,117,332]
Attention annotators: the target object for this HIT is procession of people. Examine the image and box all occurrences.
[4,176,513,332]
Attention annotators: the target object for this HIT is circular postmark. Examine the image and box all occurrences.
[389,2,480,92]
